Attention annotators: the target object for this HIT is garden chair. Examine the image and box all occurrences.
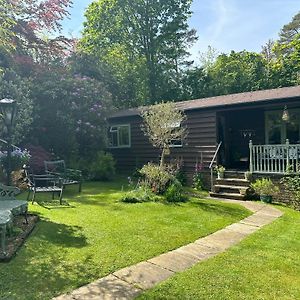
[26,173,64,205]
[44,160,82,192]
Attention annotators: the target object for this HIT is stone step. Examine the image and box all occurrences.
[209,192,246,200]
[214,184,249,191]
[216,178,250,187]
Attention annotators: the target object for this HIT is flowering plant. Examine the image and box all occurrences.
[214,165,225,173]
[193,162,204,190]
[0,148,31,171]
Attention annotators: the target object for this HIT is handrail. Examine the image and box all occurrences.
[209,141,222,192]
[209,141,222,169]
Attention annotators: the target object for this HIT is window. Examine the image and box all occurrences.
[169,121,183,148]
[265,109,300,144]
[109,124,131,148]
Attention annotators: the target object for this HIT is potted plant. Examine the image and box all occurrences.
[215,165,225,179]
[250,178,279,203]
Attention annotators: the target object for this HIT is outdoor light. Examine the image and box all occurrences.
[282,105,290,122]
[0,98,17,185]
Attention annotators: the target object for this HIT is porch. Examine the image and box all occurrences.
[216,104,300,174]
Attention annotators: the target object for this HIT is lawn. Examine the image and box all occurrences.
[0,181,250,300]
[138,206,300,300]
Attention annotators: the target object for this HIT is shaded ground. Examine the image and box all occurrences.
[0,214,39,262]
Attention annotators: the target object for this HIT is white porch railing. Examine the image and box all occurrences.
[249,140,300,174]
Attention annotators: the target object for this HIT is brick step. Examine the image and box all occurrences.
[214,184,249,191]
[209,192,246,200]
[216,178,250,187]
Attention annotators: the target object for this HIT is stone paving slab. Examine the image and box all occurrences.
[195,228,247,251]
[257,207,284,218]
[175,242,220,261]
[225,222,260,235]
[240,213,277,227]
[240,201,267,213]
[70,275,142,300]
[113,261,174,290]
[53,275,142,300]
[148,250,199,272]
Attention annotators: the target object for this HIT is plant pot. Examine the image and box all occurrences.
[260,195,272,203]
[217,172,224,179]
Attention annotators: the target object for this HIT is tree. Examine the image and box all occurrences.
[0,0,72,62]
[206,51,268,96]
[279,11,300,47]
[0,70,33,144]
[80,0,197,107]
[141,102,186,167]
[28,67,113,161]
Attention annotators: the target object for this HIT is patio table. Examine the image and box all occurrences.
[0,210,13,255]
[0,183,29,256]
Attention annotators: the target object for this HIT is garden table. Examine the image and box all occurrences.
[0,210,13,255]
[0,183,28,255]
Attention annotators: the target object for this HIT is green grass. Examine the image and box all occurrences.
[0,181,250,300]
[138,206,300,300]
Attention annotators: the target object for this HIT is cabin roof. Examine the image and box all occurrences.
[110,85,300,118]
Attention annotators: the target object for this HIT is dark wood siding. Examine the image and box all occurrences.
[108,110,217,177]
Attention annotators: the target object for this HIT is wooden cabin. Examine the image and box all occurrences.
[107,85,300,200]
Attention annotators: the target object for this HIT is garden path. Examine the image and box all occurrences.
[53,200,283,300]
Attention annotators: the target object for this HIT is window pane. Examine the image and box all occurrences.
[266,111,282,144]
[110,131,118,147]
[170,139,182,147]
[118,126,130,146]
[287,111,300,144]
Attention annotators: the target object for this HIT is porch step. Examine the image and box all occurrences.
[209,192,246,200]
[211,176,251,201]
[216,178,250,187]
[214,184,249,191]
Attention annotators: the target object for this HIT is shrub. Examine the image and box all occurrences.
[140,163,172,194]
[89,151,116,181]
[281,174,300,210]
[25,144,53,174]
[0,148,31,171]
[164,180,188,203]
[120,186,160,203]
[250,178,279,196]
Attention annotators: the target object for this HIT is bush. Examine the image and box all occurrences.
[250,178,279,196]
[140,163,172,194]
[281,174,300,210]
[120,186,160,203]
[25,144,52,174]
[164,180,188,203]
[89,151,116,181]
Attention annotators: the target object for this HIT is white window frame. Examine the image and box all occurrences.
[168,121,183,148]
[109,124,131,148]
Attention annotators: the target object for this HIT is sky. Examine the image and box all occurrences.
[61,0,300,59]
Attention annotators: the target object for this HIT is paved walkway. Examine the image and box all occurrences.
[53,200,283,300]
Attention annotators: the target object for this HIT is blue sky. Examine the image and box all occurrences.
[62,0,300,58]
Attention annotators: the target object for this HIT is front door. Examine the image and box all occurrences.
[265,109,300,144]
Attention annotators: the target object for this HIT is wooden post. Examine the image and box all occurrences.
[249,140,253,173]
[286,139,290,172]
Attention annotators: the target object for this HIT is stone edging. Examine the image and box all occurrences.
[53,200,283,300]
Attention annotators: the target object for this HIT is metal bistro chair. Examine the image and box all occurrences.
[44,160,82,192]
[26,174,64,205]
